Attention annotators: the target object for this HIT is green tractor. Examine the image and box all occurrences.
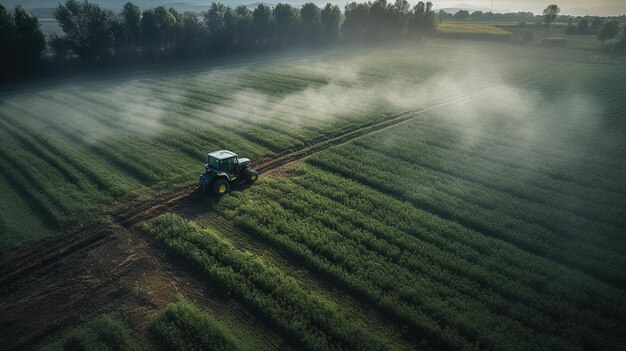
[198,150,259,195]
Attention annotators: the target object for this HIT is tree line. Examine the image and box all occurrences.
[565,17,610,35]
[0,0,437,82]
[540,4,626,47]
[564,16,626,47]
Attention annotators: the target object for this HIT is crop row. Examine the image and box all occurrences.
[349,138,623,242]
[286,166,626,317]
[410,116,626,195]
[150,299,241,351]
[220,173,624,350]
[413,99,626,185]
[309,146,625,286]
[377,117,626,213]
[40,315,140,351]
[0,172,55,251]
[140,214,389,351]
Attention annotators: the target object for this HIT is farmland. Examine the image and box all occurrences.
[437,23,513,40]
[0,40,582,252]
[1,38,625,351]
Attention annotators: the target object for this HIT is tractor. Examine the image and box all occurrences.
[199,150,259,195]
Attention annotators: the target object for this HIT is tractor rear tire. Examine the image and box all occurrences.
[213,178,230,196]
[246,169,259,182]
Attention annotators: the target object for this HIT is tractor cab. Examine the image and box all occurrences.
[206,150,246,180]
[200,150,257,195]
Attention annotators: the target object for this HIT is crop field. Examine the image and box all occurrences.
[1,39,625,350]
[0,41,581,252]
[437,23,513,40]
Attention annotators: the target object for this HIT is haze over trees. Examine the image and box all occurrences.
[51,0,437,62]
[0,0,440,82]
[2,1,626,83]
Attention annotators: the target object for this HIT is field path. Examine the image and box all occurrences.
[0,55,578,350]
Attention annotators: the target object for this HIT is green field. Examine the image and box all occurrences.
[437,23,513,40]
[0,40,586,252]
[1,38,625,350]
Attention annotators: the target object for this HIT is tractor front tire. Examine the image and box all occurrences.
[213,178,230,196]
[246,169,259,182]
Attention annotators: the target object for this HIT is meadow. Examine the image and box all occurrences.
[1,38,625,350]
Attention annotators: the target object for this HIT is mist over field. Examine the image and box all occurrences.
[1,3,626,346]
[9,46,605,161]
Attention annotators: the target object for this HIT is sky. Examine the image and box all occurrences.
[429,1,626,15]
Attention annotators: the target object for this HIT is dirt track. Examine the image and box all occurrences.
[0,58,576,350]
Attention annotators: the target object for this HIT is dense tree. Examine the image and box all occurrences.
[301,3,322,45]
[12,6,45,66]
[409,1,435,37]
[470,10,483,21]
[369,0,394,38]
[590,17,603,34]
[0,5,11,37]
[542,4,560,37]
[233,6,254,49]
[565,17,576,34]
[618,24,626,51]
[597,20,620,45]
[204,2,263,53]
[390,0,411,36]
[252,4,272,48]
[343,0,434,42]
[273,3,299,46]
[121,2,140,50]
[0,5,45,75]
[577,18,589,35]
[55,0,116,62]
[343,2,370,41]
[2,0,446,81]
[174,12,206,57]
[453,10,469,21]
[205,3,227,35]
[320,3,341,45]
[49,34,73,61]
[140,6,177,57]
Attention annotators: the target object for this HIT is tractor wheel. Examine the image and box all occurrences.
[246,169,259,182]
[213,178,230,196]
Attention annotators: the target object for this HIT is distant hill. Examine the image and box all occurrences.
[438,3,491,14]
[163,2,209,12]
[245,2,275,9]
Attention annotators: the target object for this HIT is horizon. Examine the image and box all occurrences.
[432,1,626,16]
[2,0,626,16]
